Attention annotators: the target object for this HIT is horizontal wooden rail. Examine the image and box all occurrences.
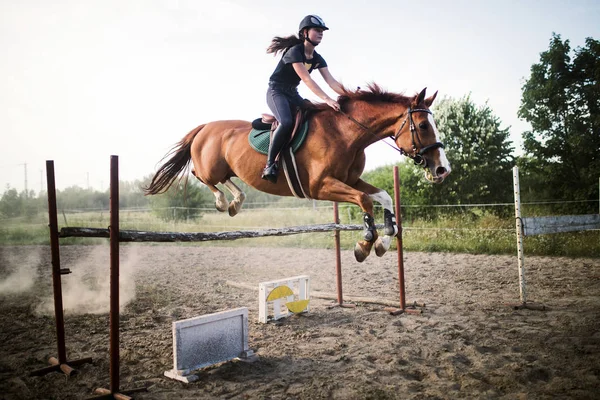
[59,224,384,242]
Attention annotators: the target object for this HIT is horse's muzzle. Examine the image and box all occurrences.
[424,164,451,183]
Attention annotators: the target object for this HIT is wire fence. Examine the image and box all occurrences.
[3,198,598,233]
[2,198,597,258]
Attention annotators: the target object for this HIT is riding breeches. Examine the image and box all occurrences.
[265,82,305,165]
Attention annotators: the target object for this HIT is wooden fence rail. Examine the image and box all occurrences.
[59,224,385,242]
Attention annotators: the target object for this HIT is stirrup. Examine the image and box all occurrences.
[261,163,278,183]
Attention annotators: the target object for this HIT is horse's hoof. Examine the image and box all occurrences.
[228,201,241,217]
[384,225,398,237]
[215,202,228,212]
[354,241,371,263]
[374,236,392,257]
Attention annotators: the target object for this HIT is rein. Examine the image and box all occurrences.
[340,107,445,167]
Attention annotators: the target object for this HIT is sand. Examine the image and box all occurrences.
[0,244,599,399]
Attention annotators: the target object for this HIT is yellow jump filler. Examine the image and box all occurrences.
[259,275,310,323]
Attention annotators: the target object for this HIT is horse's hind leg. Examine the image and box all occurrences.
[191,167,229,212]
[223,179,246,217]
[202,182,228,212]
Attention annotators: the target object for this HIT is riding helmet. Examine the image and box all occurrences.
[298,15,329,32]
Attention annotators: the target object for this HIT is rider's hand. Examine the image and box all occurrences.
[325,98,341,112]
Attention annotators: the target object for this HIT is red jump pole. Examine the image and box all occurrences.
[327,202,355,309]
[393,166,406,309]
[91,156,145,399]
[334,202,343,304]
[109,155,120,393]
[30,161,92,377]
[391,166,424,315]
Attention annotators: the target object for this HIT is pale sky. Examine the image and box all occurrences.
[1,0,599,193]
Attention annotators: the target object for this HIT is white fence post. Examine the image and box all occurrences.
[513,167,527,304]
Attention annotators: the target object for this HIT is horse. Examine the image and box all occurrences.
[144,84,451,262]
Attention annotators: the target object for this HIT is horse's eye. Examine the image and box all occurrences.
[418,122,428,130]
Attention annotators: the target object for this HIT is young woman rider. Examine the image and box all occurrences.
[262,15,345,183]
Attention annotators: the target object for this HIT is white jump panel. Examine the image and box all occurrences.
[164,307,255,382]
[259,275,310,323]
[523,214,600,236]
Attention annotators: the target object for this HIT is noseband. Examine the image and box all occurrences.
[393,108,445,167]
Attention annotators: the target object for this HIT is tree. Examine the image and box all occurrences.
[0,187,44,219]
[56,186,106,210]
[361,160,423,200]
[362,96,515,217]
[0,188,22,218]
[518,34,599,212]
[120,179,150,209]
[146,176,212,221]
[427,95,515,208]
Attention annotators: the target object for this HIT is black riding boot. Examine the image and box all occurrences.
[261,162,278,183]
[261,123,291,183]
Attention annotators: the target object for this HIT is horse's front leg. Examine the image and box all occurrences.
[356,181,398,257]
[354,211,378,262]
[317,178,377,262]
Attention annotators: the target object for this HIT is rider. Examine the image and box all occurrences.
[262,15,344,183]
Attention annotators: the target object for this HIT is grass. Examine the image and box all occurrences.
[0,205,597,258]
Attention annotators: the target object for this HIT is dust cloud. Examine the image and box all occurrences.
[0,248,40,295]
[35,246,138,315]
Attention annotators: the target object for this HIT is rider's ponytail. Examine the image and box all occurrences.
[266,33,304,55]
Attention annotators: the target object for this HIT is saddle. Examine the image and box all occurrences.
[248,108,309,156]
[248,109,312,199]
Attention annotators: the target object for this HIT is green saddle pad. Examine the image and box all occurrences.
[248,121,310,155]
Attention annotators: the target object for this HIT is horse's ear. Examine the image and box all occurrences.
[413,87,427,107]
[425,90,438,107]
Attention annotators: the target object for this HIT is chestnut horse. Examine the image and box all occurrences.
[144,84,451,261]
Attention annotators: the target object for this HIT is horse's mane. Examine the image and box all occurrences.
[306,83,412,114]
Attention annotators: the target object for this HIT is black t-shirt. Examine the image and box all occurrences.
[269,43,328,87]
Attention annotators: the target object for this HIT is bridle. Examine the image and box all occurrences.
[341,106,445,168]
[392,107,445,167]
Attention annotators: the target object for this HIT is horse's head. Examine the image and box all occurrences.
[393,88,451,183]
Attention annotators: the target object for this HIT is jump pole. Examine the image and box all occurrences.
[508,166,544,310]
[513,167,527,304]
[384,166,423,315]
[30,161,93,377]
[328,202,356,309]
[91,156,146,400]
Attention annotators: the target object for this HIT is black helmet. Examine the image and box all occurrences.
[299,15,329,32]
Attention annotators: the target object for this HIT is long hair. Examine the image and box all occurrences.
[266,32,305,55]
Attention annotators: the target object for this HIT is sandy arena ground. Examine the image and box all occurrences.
[0,244,599,399]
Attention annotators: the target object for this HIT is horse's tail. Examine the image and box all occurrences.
[143,124,206,195]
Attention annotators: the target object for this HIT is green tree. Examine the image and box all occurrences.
[0,187,22,218]
[0,187,43,219]
[361,161,428,204]
[518,34,599,212]
[362,96,515,218]
[428,96,515,208]
[56,186,104,210]
[360,161,427,219]
[120,179,149,209]
[146,176,212,221]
